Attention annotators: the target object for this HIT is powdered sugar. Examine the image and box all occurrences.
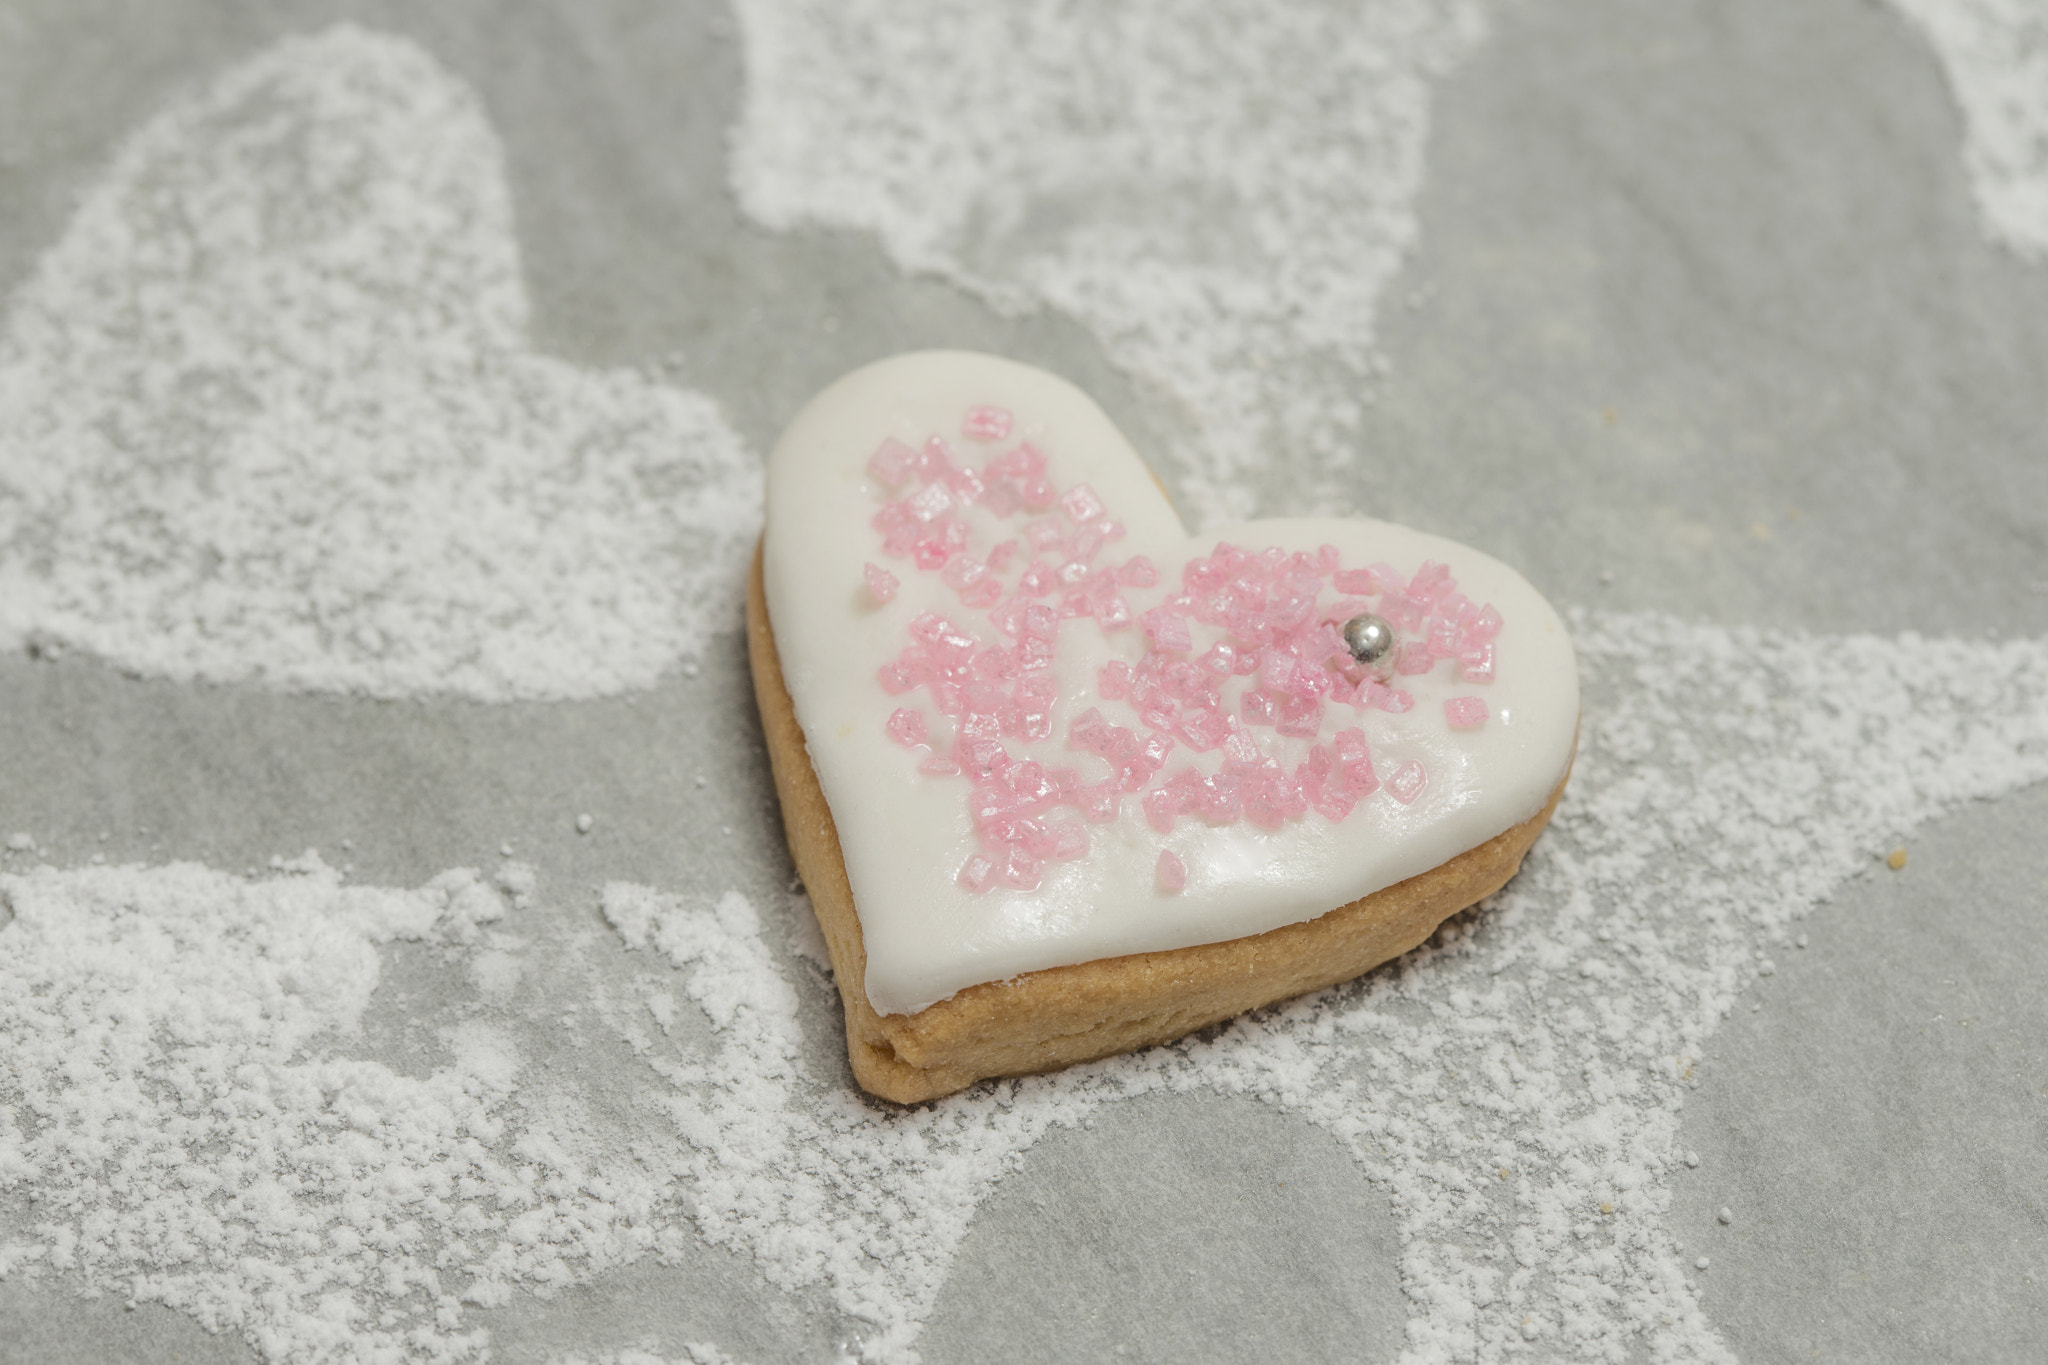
[6,13,2048,1365]
[0,26,759,701]
[728,0,1487,524]
[1891,0,2048,261]
[612,615,2047,1362]
[3,615,2045,1362]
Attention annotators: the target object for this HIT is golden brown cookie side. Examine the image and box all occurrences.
[748,542,981,1102]
[881,769,1568,1078]
[747,541,1571,1104]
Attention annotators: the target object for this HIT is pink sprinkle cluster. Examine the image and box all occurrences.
[864,406,1505,894]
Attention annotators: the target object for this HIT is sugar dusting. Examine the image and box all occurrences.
[1891,0,2048,261]
[597,615,2048,1362]
[0,856,677,1362]
[0,26,759,701]
[6,15,2048,1365]
[6,616,2040,1364]
[728,0,1487,524]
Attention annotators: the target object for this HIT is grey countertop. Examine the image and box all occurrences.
[1,2,2043,1362]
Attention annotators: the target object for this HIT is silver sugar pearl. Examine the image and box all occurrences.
[1342,613,1397,675]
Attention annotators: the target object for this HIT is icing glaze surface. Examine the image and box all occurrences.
[764,352,1577,1015]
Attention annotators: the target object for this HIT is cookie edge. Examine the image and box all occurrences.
[747,540,1572,1104]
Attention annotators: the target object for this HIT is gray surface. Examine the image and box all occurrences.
[1675,782,2048,1364]
[2,0,2045,1361]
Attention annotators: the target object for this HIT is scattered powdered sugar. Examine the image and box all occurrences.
[0,855,714,1364]
[1890,0,2048,261]
[6,16,2048,1365]
[594,615,2048,1362]
[599,884,1103,1361]
[728,0,1487,524]
[0,26,759,700]
[2,614,2044,1362]
[554,1346,739,1365]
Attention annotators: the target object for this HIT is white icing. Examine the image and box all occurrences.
[764,352,1578,1015]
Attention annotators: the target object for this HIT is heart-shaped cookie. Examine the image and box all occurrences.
[753,352,1577,1100]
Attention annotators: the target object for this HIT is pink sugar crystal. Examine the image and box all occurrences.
[1379,687,1414,714]
[1175,709,1233,752]
[1259,650,1297,693]
[1068,707,1111,752]
[1021,604,1059,641]
[1099,659,1132,699]
[1332,568,1378,595]
[917,436,956,483]
[1143,608,1192,653]
[1427,615,1461,658]
[1157,849,1187,892]
[864,562,899,604]
[1047,821,1089,862]
[1241,689,1276,725]
[1444,696,1490,730]
[1458,642,1496,683]
[886,708,926,747]
[947,464,986,504]
[906,482,953,523]
[1194,772,1241,824]
[962,405,1013,441]
[872,501,917,552]
[1387,760,1427,805]
[1276,695,1324,739]
[1076,781,1119,822]
[958,854,996,893]
[996,442,1047,480]
[1018,561,1058,597]
[941,554,988,592]
[1117,555,1159,588]
[1465,603,1503,644]
[982,482,1022,518]
[1396,642,1435,676]
[999,848,1043,891]
[1143,788,1176,834]
[1060,483,1106,524]
[1020,477,1057,511]
[868,437,919,487]
[1408,561,1454,604]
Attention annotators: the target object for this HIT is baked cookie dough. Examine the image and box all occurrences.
[751,352,1578,1103]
